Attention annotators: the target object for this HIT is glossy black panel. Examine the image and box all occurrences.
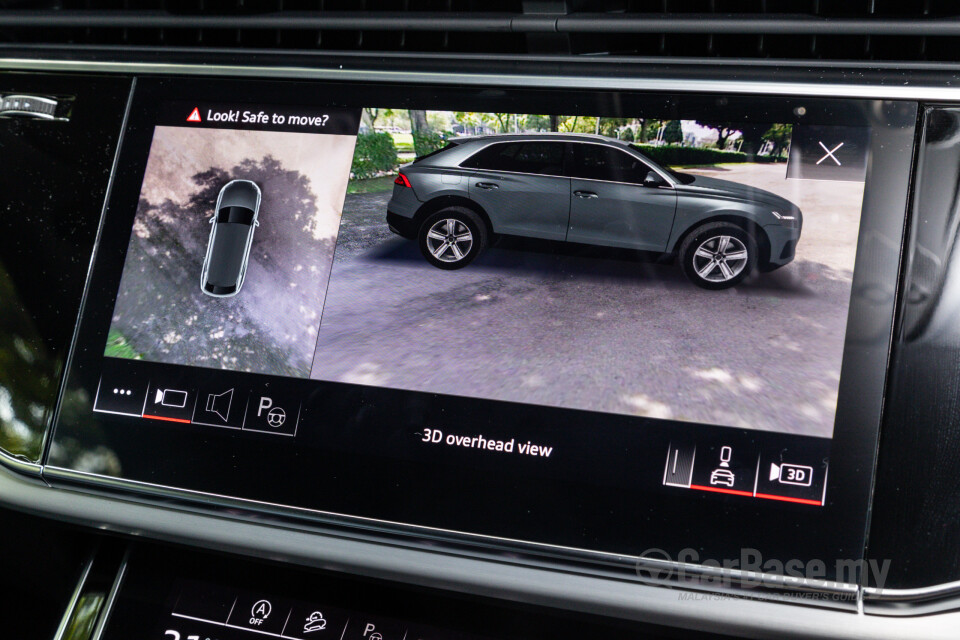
[105,542,736,640]
[0,72,130,462]
[867,106,960,589]
[0,507,94,640]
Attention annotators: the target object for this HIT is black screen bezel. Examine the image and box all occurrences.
[49,75,918,581]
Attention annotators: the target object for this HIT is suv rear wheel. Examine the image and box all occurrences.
[679,222,757,289]
[418,207,487,269]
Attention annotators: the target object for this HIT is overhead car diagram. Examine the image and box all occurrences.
[200,179,262,297]
[386,133,802,289]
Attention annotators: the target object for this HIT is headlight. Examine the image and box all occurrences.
[771,210,799,227]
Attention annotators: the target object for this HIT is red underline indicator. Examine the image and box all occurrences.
[142,414,192,424]
[689,484,754,498]
[754,492,823,506]
[688,484,823,506]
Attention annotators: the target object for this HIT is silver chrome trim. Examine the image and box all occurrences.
[0,56,952,100]
[90,550,128,640]
[52,552,97,640]
[863,581,960,616]
[0,448,42,476]
[42,465,857,608]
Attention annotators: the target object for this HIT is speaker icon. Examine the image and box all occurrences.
[205,388,234,422]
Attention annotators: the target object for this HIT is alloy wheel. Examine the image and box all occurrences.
[692,235,749,283]
[425,218,474,263]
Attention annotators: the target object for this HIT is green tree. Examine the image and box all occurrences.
[696,121,741,149]
[352,132,398,178]
[762,123,793,158]
[737,123,771,155]
[453,111,483,134]
[558,116,580,132]
[409,109,429,134]
[453,112,509,134]
[364,107,395,129]
[525,114,551,131]
[494,113,513,132]
[639,119,661,143]
[600,117,628,138]
[409,109,444,157]
[663,120,683,144]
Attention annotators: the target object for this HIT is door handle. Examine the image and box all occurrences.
[476,182,499,190]
[574,190,598,199]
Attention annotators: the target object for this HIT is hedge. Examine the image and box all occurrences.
[352,132,398,179]
[413,130,448,157]
[632,144,784,166]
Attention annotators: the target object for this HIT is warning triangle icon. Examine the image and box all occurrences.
[186,107,202,123]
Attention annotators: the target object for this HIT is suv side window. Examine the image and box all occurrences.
[568,143,654,184]
[461,141,565,176]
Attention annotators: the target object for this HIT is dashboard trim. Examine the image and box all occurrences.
[52,552,96,640]
[0,462,956,639]
[0,449,43,477]
[0,56,955,100]
[90,550,128,640]
[863,583,960,616]
[41,464,857,609]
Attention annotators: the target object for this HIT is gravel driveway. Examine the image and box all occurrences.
[311,165,864,436]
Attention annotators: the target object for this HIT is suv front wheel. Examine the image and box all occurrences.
[679,222,757,289]
[418,207,487,270]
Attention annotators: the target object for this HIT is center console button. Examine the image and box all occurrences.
[193,384,247,429]
[243,389,300,436]
[282,604,350,639]
[689,442,757,495]
[93,360,151,417]
[226,595,289,635]
[143,380,197,423]
[342,618,407,640]
[754,448,828,505]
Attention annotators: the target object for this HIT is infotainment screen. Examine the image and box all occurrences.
[49,77,916,580]
[110,107,863,440]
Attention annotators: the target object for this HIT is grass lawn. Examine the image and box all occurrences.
[391,132,414,152]
[104,329,142,359]
[347,175,397,194]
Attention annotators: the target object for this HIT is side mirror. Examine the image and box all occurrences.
[643,171,666,187]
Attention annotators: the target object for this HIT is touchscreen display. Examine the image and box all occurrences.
[107,108,866,435]
[50,78,915,569]
[101,105,865,496]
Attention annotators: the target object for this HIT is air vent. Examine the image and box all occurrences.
[1,1,960,62]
